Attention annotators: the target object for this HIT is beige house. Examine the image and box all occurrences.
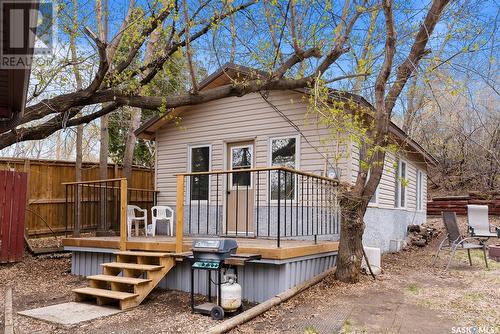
[63,64,438,307]
[137,63,437,252]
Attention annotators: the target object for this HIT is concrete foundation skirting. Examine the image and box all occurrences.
[70,250,337,303]
[363,207,426,252]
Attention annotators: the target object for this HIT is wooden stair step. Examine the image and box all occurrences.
[114,251,172,257]
[101,262,164,271]
[73,287,138,300]
[88,274,152,285]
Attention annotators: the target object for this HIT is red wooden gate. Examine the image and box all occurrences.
[0,170,28,263]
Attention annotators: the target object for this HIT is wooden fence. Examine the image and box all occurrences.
[427,192,500,216]
[0,170,28,263]
[0,158,154,236]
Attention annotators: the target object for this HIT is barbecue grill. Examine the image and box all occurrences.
[190,238,238,320]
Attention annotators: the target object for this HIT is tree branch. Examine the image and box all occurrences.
[0,104,119,150]
[384,0,450,113]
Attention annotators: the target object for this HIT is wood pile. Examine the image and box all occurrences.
[427,192,500,216]
[406,224,438,247]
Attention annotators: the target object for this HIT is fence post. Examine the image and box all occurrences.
[175,175,185,253]
[64,185,68,237]
[120,178,128,251]
[277,169,281,248]
[74,184,81,237]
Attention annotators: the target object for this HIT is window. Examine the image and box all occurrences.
[189,146,210,201]
[366,168,378,204]
[231,145,252,187]
[394,159,407,208]
[360,142,377,204]
[416,170,424,210]
[270,136,297,200]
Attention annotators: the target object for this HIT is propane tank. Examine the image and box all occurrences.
[220,274,241,312]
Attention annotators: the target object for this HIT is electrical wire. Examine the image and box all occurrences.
[259,91,338,173]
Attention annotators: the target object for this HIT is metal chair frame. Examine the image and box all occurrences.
[432,212,488,270]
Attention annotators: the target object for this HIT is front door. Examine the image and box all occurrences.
[226,141,255,235]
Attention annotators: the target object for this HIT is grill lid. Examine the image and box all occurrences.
[192,239,238,261]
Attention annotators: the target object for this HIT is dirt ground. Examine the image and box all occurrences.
[232,217,500,334]
[1,216,499,334]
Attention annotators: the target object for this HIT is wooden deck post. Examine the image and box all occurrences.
[120,178,128,251]
[175,175,184,253]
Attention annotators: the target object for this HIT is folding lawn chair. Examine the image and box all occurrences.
[467,204,499,239]
[432,211,488,270]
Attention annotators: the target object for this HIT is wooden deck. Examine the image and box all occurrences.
[62,236,339,260]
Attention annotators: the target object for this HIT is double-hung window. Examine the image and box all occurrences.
[189,145,210,201]
[416,170,424,210]
[394,159,407,208]
[360,143,378,204]
[270,136,298,200]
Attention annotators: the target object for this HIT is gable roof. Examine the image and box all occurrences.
[136,63,438,166]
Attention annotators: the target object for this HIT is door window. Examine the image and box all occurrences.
[231,145,252,187]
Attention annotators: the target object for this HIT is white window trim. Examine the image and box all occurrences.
[187,144,212,204]
[229,144,254,189]
[267,135,301,203]
[395,158,407,209]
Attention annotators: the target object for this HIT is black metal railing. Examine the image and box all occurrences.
[64,178,158,237]
[179,167,340,247]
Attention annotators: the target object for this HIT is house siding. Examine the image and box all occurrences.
[155,90,349,207]
[154,90,429,252]
[351,149,429,251]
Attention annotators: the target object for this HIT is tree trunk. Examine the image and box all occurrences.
[99,113,109,231]
[334,196,367,283]
[76,126,83,181]
[123,107,141,182]
[75,124,83,236]
[70,0,83,237]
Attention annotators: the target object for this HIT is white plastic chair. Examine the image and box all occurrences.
[467,204,499,238]
[127,205,148,237]
[149,206,174,237]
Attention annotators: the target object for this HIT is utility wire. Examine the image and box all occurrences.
[259,91,338,173]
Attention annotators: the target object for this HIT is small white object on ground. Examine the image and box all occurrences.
[362,246,382,275]
[18,302,122,326]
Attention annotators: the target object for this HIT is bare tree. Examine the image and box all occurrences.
[0,0,471,282]
[123,10,166,182]
[334,0,450,282]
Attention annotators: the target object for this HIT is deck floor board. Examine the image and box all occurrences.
[63,236,339,260]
